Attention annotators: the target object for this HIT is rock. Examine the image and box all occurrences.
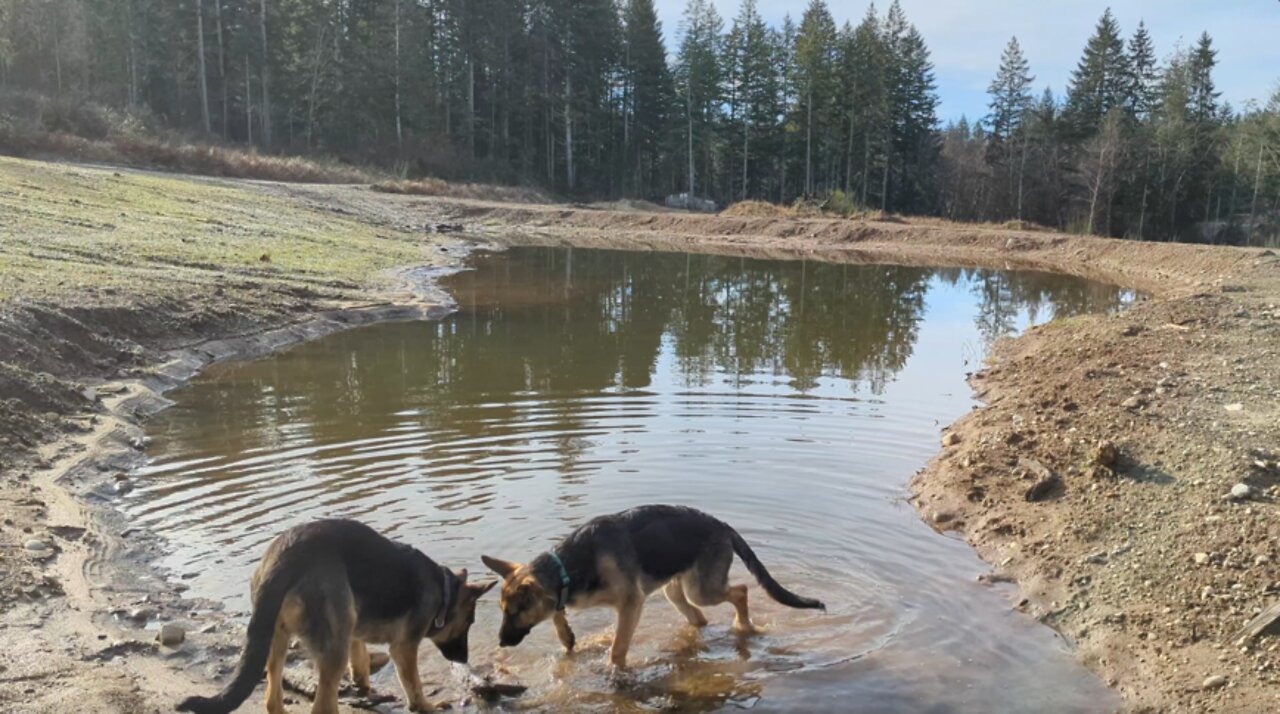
[1193,552,1210,565]
[1224,403,1244,412]
[1121,396,1145,410]
[1201,675,1228,690]
[114,480,133,496]
[127,607,156,623]
[1025,473,1062,502]
[1092,440,1119,467]
[157,624,185,647]
[941,432,961,447]
[23,539,49,552]
[1230,483,1253,500]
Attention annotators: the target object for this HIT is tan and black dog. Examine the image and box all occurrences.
[178,519,494,714]
[482,504,824,668]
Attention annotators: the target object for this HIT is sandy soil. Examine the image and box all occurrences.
[2,157,1278,712]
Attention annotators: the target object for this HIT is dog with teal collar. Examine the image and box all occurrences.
[482,505,825,668]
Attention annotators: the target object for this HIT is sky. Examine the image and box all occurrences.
[652,0,1280,124]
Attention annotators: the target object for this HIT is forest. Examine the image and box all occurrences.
[0,0,1276,243]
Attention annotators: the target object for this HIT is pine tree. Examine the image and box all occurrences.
[986,36,1034,217]
[726,0,775,200]
[794,0,837,196]
[882,0,938,213]
[986,37,1033,144]
[1126,21,1158,119]
[839,5,888,206]
[674,0,724,199]
[622,0,674,197]
[1064,9,1131,137]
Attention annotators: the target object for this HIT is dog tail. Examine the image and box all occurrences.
[728,528,826,611]
[176,557,301,714]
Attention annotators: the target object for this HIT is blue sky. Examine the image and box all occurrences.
[653,0,1280,124]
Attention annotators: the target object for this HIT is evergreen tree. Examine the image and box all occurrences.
[986,37,1033,144]
[725,0,775,200]
[839,5,888,207]
[1064,9,1131,136]
[794,0,837,196]
[986,36,1034,217]
[882,0,938,213]
[621,0,674,197]
[674,0,723,199]
[1126,21,1158,119]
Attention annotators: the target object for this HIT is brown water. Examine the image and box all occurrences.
[130,248,1129,712]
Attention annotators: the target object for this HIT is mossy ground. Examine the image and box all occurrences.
[0,156,428,306]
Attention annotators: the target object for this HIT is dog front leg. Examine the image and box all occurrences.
[553,610,576,652]
[609,597,643,669]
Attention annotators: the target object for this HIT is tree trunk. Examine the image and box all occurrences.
[1017,132,1029,220]
[196,0,211,134]
[565,70,574,190]
[215,0,227,137]
[259,0,272,149]
[467,55,475,157]
[805,89,813,196]
[1248,141,1265,243]
[686,89,694,196]
[394,0,402,146]
[305,24,327,149]
[861,133,870,206]
[741,117,749,201]
[244,55,253,145]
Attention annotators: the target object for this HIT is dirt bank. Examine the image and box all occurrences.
[2,158,1278,712]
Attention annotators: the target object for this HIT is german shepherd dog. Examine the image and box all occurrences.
[481,505,824,668]
[178,519,494,714]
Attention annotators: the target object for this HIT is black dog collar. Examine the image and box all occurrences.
[432,567,455,632]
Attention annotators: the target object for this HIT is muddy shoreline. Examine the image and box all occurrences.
[2,159,1278,712]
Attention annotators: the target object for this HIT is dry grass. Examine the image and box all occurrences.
[372,178,552,204]
[0,127,373,183]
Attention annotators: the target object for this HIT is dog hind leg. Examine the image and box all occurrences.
[349,639,371,693]
[264,619,290,714]
[663,579,708,627]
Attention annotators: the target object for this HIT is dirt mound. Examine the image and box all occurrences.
[584,199,671,213]
[721,200,792,218]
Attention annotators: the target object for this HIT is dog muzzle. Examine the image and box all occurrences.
[498,622,532,647]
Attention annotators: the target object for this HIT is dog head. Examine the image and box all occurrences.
[428,569,496,664]
[481,555,557,647]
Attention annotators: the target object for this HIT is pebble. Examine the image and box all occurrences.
[1193,552,1211,565]
[127,607,156,622]
[1224,403,1244,412]
[1093,440,1119,467]
[158,623,185,647]
[1121,396,1145,410]
[23,539,49,552]
[1230,483,1253,500]
[941,432,961,447]
[1202,674,1228,690]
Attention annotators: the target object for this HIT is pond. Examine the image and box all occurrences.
[130,247,1129,712]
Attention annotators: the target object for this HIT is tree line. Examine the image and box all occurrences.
[0,0,1276,243]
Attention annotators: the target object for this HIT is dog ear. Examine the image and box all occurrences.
[470,580,498,597]
[481,555,521,580]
